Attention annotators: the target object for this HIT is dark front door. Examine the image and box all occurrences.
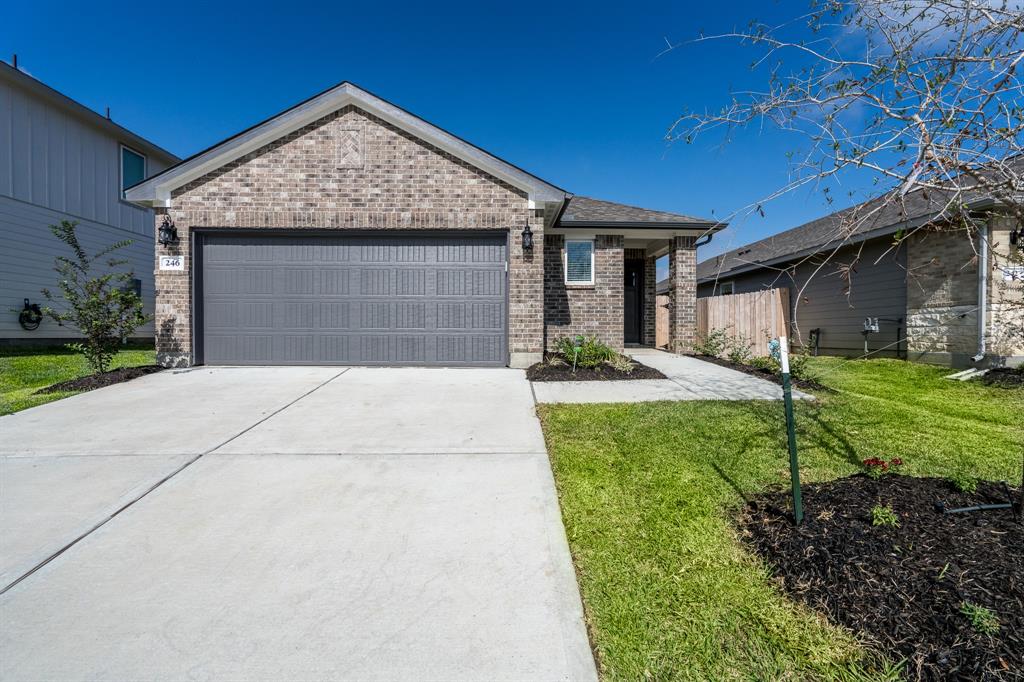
[624,260,643,345]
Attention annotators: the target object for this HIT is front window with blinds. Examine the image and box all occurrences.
[120,145,146,196]
[564,239,595,285]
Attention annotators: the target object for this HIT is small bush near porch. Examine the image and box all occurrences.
[538,357,1022,680]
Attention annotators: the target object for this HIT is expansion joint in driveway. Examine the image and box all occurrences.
[0,368,349,596]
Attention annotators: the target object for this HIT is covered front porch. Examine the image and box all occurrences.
[543,197,721,355]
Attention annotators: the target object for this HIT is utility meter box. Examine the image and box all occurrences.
[863,317,880,333]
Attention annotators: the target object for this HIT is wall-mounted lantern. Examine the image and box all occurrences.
[158,215,179,246]
[522,223,534,250]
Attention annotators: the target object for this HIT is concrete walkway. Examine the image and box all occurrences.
[0,367,596,681]
[532,348,811,404]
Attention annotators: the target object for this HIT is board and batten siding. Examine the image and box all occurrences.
[697,237,908,356]
[0,73,171,340]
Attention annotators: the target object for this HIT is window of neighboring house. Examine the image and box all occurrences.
[719,281,735,295]
[565,239,595,285]
[120,145,146,197]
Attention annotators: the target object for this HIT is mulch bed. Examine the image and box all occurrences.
[982,367,1024,389]
[526,357,666,382]
[696,354,831,392]
[35,365,164,395]
[740,474,1023,681]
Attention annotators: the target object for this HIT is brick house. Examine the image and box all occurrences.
[126,82,721,368]
[696,179,1024,368]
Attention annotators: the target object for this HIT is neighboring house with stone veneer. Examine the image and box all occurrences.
[124,81,721,368]
[0,60,178,343]
[697,181,1024,368]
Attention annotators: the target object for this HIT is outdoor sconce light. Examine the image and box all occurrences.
[158,216,179,246]
[522,223,534,250]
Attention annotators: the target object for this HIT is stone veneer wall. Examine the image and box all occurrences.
[153,104,542,367]
[986,215,1024,362]
[905,226,979,364]
[543,234,624,351]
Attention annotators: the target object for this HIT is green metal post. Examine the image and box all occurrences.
[780,337,804,525]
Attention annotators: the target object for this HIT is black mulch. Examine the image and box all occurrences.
[526,357,666,382]
[36,365,164,395]
[982,367,1024,389]
[696,354,831,392]
[739,474,1023,681]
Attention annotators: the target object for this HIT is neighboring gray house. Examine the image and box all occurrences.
[125,81,722,368]
[0,60,178,344]
[696,180,1024,367]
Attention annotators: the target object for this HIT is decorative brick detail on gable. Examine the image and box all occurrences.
[543,234,624,351]
[153,104,540,366]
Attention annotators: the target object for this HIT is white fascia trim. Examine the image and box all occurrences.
[126,83,566,206]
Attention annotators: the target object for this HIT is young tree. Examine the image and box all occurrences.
[41,220,150,374]
[669,0,1024,348]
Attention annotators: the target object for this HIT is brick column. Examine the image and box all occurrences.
[153,209,193,368]
[643,254,657,346]
[508,208,545,368]
[668,236,697,354]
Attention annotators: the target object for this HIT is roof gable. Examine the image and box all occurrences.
[125,81,566,206]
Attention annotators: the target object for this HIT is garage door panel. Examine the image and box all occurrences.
[200,234,507,366]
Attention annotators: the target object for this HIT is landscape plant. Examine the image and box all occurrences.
[692,327,730,357]
[726,332,753,365]
[862,456,904,480]
[41,220,149,374]
[948,469,979,494]
[553,335,617,370]
[960,602,1000,636]
[871,504,900,527]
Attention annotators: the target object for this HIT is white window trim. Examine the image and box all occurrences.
[564,239,596,286]
[719,281,735,295]
[120,144,147,198]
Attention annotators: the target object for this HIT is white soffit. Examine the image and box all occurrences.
[125,82,566,206]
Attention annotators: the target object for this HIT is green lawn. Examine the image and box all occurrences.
[0,344,157,415]
[538,358,1023,681]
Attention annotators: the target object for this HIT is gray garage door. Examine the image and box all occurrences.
[199,233,507,366]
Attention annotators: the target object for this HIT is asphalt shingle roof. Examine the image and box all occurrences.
[696,158,1024,282]
[559,196,715,226]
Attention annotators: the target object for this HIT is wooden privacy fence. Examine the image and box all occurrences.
[696,288,790,356]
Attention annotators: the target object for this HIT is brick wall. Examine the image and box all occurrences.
[905,225,979,362]
[543,234,624,351]
[154,104,540,367]
[668,236,697,353]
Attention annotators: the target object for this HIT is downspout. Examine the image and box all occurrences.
[694,231,714,249]
[975,220,988,363]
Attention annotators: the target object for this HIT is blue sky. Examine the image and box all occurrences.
[3,1,865,274]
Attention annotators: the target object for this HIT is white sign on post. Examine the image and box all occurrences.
[159,256,185,271]
[779,335,791,374]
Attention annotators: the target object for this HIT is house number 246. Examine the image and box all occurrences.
[159,256,185,271]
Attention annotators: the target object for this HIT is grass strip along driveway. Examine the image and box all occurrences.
[539,358,1023,680]
[0,345,156,415]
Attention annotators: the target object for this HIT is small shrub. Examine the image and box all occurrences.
[41,220,150,374]
[692,328,730,357]
[553,335,616,370]
[862,456,903,480]
[607,354,635,374]
[948,469,978,494]
[871,505,899,527]
[960,602,1000,635]
[726,333,753,365]
[786,346,814,380]
[747,355,779,372]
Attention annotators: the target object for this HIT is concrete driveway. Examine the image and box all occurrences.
[0,367,596,681]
